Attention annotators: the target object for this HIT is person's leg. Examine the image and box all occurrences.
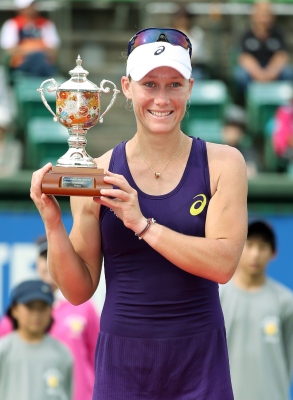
[233,66,252,92]
[277,65,293,82]
[233,66,252,106]
[19,52,57,77]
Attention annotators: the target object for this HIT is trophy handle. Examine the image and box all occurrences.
[37,78,58,122]
[99,80,120,123]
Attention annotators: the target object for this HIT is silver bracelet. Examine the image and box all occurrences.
[135,218,156,240]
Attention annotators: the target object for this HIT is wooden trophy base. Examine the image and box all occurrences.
[42,166,112,196]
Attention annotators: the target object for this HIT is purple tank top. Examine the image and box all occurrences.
[99,137,225,338]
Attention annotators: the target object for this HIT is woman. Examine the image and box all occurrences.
[30,28,248,399]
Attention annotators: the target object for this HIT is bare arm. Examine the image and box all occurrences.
[264,51,289,80]
[30,163,103,305]
[95,144,248,284]
[239,51,289,81]
[66,196,102,303]
[239,53,265,80]
[4,42,57,57]
[46,196,102,304]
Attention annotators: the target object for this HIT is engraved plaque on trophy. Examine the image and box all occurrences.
[37,55,120,196]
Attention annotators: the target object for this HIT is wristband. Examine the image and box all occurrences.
[135,218,156,240]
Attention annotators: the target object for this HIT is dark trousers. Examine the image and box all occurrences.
[14,51,57,77]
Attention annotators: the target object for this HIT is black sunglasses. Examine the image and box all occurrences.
[127,28,192,58]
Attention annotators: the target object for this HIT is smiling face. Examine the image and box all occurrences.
[121,66,193,136]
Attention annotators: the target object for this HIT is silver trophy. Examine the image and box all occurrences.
[37,55,120,196]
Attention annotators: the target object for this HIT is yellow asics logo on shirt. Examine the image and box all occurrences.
[190,194,207,216]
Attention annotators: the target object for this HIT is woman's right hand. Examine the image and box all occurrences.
[30,163,62,230]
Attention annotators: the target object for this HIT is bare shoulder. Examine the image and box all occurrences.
[206,142,247,195]
[207,142,246,173]
[207,142,245,164]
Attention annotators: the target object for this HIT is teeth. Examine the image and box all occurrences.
[150,111,171,117]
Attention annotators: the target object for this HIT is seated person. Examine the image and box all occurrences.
[222,105,260,178]
[272,88,293,174]
[0,106,23,176]
[0,0,60,79]
[234,1,292,96]
[172,6,209,80]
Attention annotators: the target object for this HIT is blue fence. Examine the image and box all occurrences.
[0,211,73,315]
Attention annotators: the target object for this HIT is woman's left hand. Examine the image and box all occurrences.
[93,171,147,234]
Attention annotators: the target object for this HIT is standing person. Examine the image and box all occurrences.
[0,0,60,80]
[30,27,248,399]
[233,1,293,100]
[272,87,293,174]
[37,235,100,400]
[221,104,260,178]
[0,105,23,176]
[171,5,209,80]
[0,235,100,400]
[219,220,293,400]
[0,279,73,400]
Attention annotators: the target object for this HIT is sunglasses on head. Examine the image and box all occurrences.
[127,28,192,58]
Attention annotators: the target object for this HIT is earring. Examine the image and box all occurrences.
[125,98,133,112]
[186,99,191,109]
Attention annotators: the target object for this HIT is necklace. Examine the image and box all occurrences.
[137,133,184,179]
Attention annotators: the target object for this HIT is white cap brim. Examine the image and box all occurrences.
[14,0,35,9]
[126,42,192,81]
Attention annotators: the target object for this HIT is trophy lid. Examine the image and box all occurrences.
[58,55,99,91]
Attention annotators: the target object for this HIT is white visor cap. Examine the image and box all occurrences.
[14,0,35,8]
[126,42,192,81]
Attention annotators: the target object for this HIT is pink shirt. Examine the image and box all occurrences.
[272,105,293,156]
[0,299,100,400]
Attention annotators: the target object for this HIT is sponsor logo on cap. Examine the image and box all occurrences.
[154,46,165,56]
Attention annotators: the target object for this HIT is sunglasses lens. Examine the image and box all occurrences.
[134,30,162,47]
[164,30,189,49]
[128,28,191,57]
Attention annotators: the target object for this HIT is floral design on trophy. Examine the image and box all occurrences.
[56,91,100,128]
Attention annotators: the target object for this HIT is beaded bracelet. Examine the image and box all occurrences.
[135,218,156,240]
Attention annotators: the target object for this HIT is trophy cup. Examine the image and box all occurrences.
[37,55,120,196]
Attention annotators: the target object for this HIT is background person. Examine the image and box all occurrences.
[36,235,100,400]
[272,87,293,174]
[221,104,260,178]
[0,279,73,400]
[0,0,60,80]
[0,235,100,400]
[233,1,293,99]
[220,220,293,400]
[171,5,210,80]
[0,105,23,176]
[30,27,247,399]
